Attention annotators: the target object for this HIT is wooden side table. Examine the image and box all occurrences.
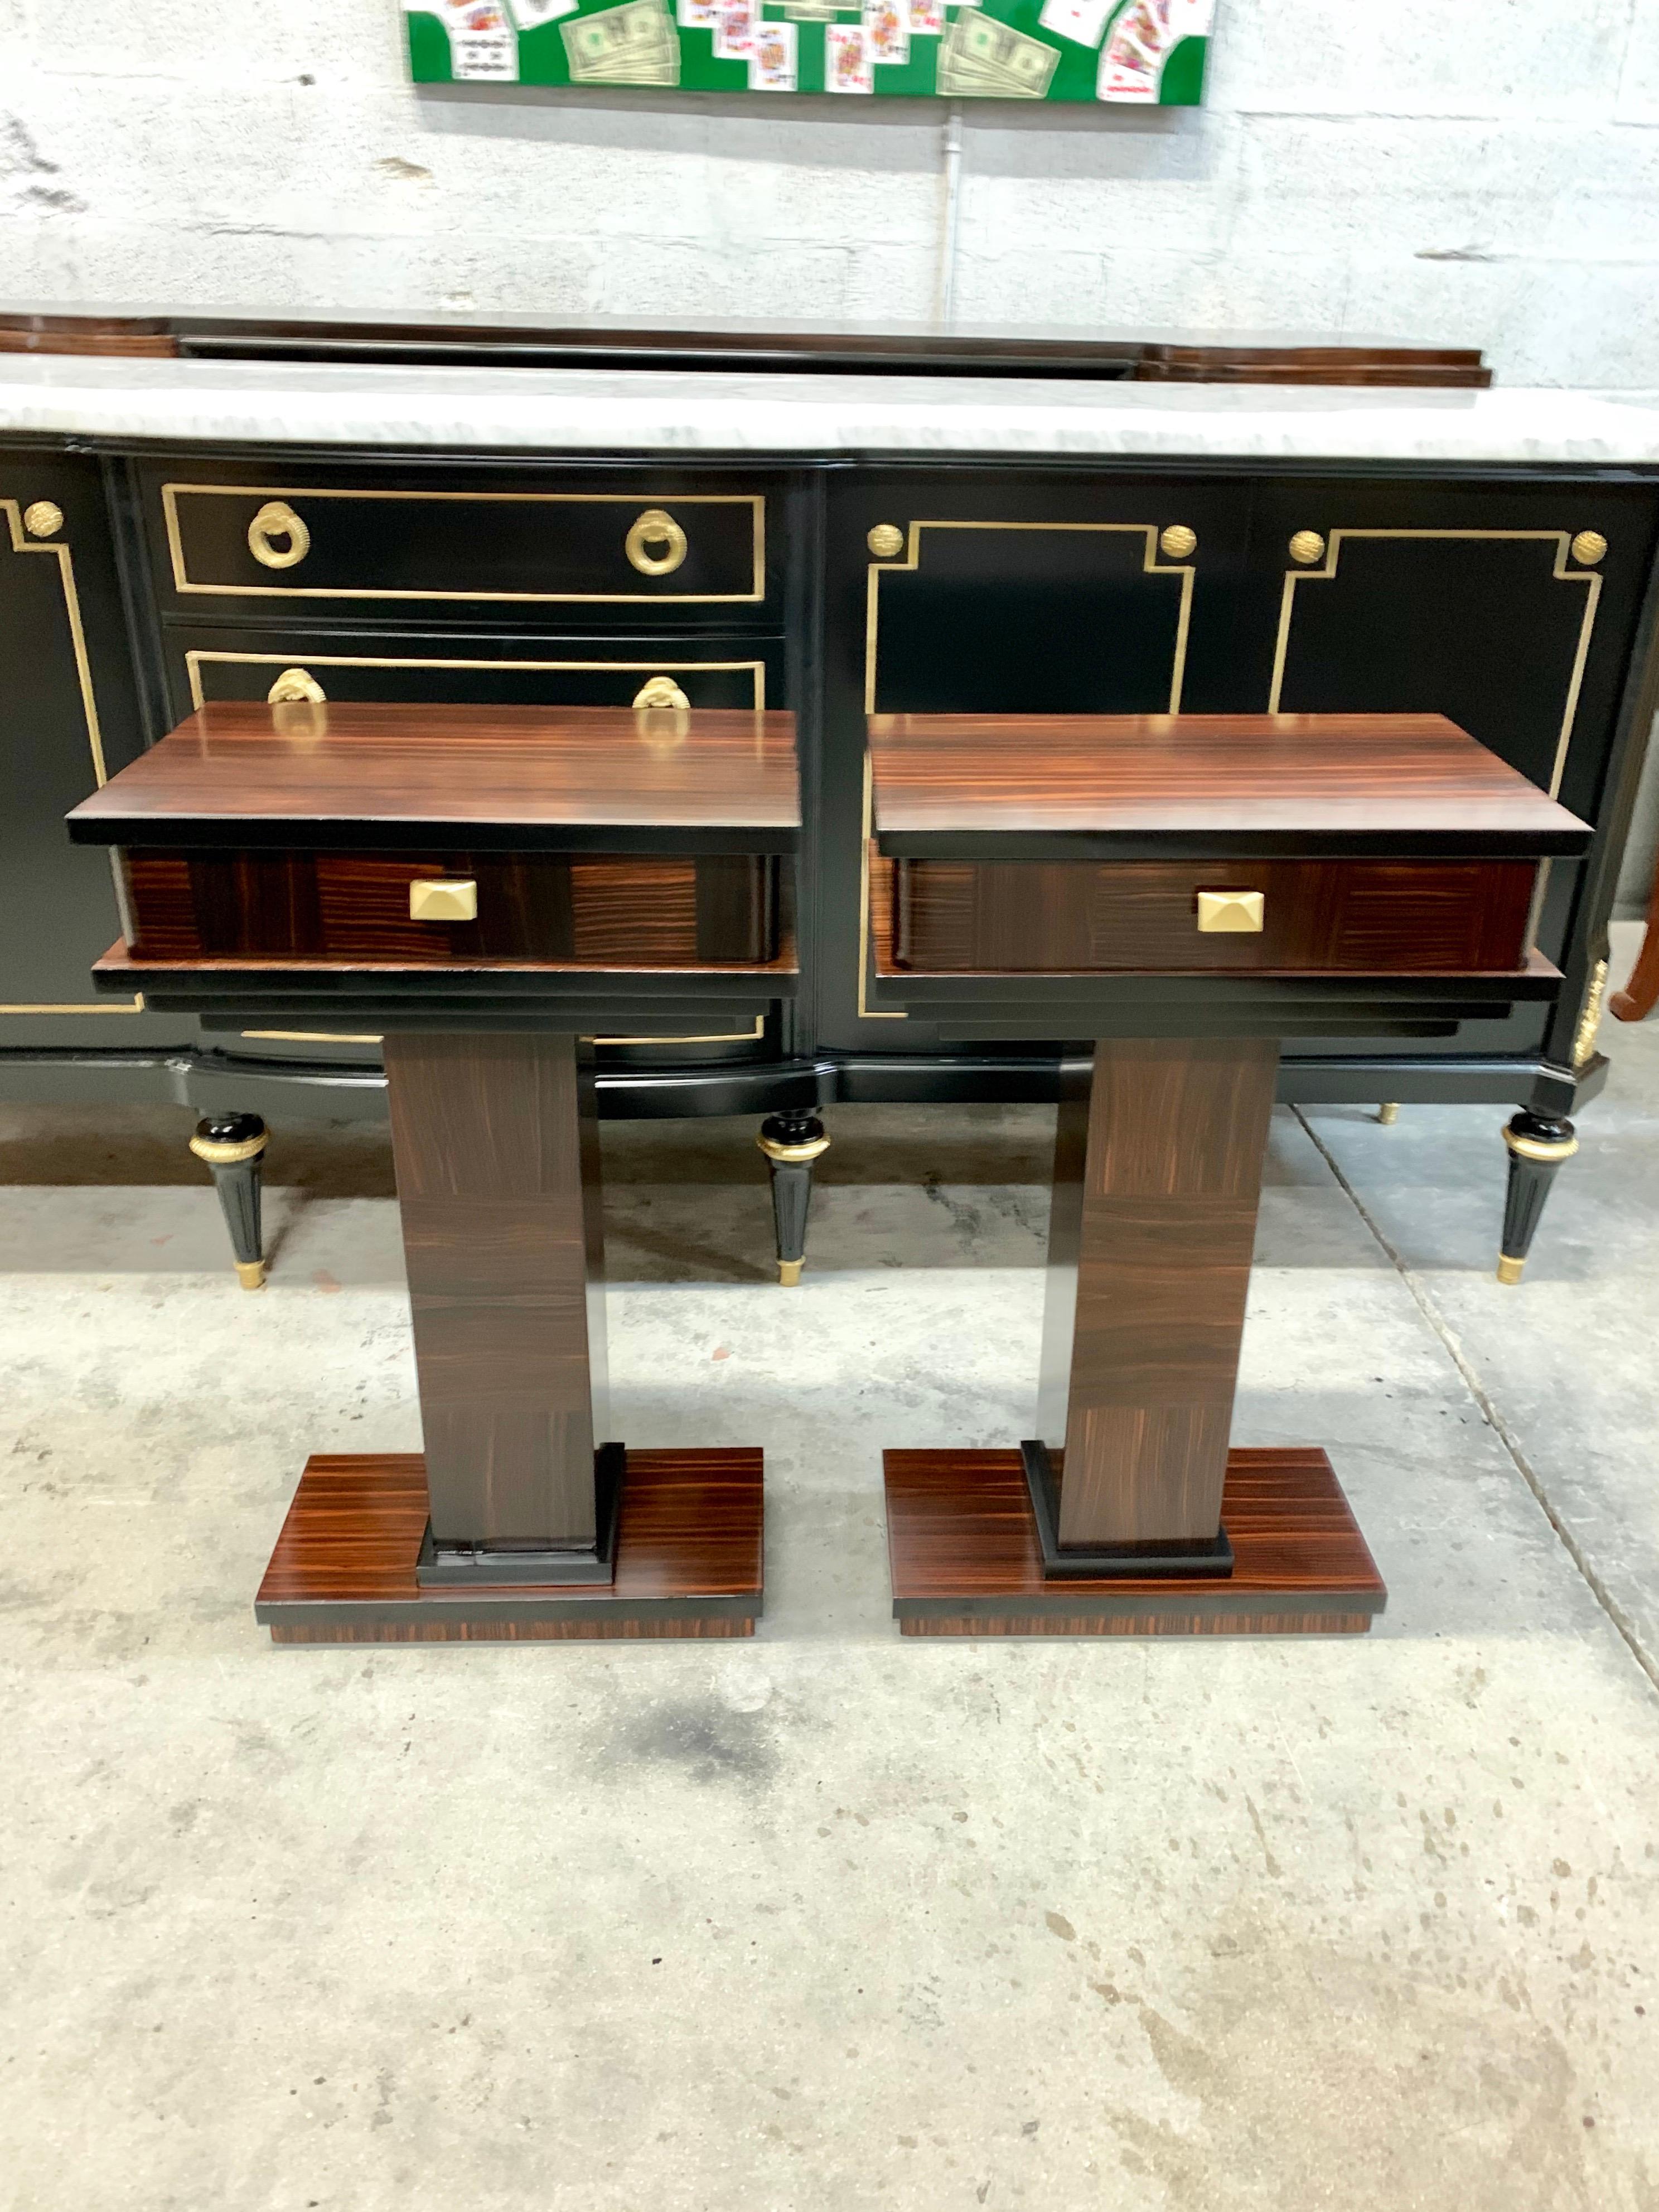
[69,701,800,1643]
[865,712,1590,1638]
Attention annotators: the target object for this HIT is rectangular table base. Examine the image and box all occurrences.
[255,1447,763,1643]
[884,1446,1386,1637]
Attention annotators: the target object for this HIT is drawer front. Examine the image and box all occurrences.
[153,481,768,609]
[123,851,781,968]
[891,858,1539,974]
[170,634,781,719]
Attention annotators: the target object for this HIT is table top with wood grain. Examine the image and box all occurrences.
[869,713,1591,861]
[67,702,801,854]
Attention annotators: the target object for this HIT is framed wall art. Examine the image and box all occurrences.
[403,0,1213,102]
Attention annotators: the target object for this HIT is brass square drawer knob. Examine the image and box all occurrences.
[1196,888,1265,934]
[409,878,477,923]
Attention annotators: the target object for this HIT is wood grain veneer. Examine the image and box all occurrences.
[869,714,1590,859]
[884,1447,1385,1635]
[68,702,801,856]
[121,849,780,965]
[0,307,1489,383]
[386,1032,607,1551]
[255,1447,763,1641]
[1038,1038,1278,1549]
[891,856,1538,974]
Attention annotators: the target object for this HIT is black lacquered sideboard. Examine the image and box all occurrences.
[3,312,1656,1282]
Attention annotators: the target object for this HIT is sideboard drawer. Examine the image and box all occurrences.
[891,857,1539,974]
[171,632,782,717]
[156,483,768,608]
[122,849,781,967]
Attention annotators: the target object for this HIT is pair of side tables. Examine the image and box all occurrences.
[67,700,1588,1645]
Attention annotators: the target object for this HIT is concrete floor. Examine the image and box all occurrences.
[4,934,1658,2211]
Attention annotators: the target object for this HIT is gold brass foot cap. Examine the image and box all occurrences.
[1496,1253,1526,1287]
[1377,1102,1401,1126]
[235,1259,268,1291]
[777,1258,804,1287]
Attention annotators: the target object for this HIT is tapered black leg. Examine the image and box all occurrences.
[757,1112,829,1287]
[190,1112,268,1290]
[1497,1110,1579,1284]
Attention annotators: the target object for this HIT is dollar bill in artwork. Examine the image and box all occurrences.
[937,7,1058,94]
[562,0,681,80]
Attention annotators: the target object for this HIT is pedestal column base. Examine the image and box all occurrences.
[884,1447,1385,1637]
[256,1447,763,1643]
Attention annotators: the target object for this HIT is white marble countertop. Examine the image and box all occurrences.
[5,352,1659,465]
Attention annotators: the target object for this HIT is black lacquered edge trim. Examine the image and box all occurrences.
[415,1442,624,1588]
[1020,1441,1235,1582]
[69,818,801,856]
[875,829,1590,862]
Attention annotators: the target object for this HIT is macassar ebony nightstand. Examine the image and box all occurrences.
[68,699,800,1643]
[864,712,1592,1638]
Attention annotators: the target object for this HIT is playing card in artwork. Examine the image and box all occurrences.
[713,0,756,57]
[443,0,519,75]
[826,21,874,87]
[749,16,798,84]
[1097,0,1207,97]
[863,0,910,64]
[1038,0,1113,47]
[507,0,577,26]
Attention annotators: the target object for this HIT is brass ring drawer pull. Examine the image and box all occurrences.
[266,667,326,704]
[632,674,691,710]
[248,500,311,571]
[1196,890,1265,934]
[625,508,688,578]
[409,879,478,923]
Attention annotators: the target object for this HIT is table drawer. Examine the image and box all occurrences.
[122,850,781,967]
[891,857,1539,973]
[155,482,767,607]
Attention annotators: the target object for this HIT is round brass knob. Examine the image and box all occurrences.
[266,668,327,705]
[247,500,311,571]
[1289,530,1327,566]
[1159,524,1197,560]
[867,523,905,559]
[625,508,688,578]
[23,500,63,539]
[1570,530,1608,566]
[632,674,691,711]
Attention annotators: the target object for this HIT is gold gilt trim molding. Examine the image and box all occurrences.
[0,499,143,1017]
[858,518,1197,1021]
[1268,529,1603,801]
[863,519,1196,718]
[185,650,767,714]
[239,1017,770,1046]
[161,485,766,604]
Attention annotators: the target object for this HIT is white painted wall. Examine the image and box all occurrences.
[5,0,1659,907]
[4,1,1659,390]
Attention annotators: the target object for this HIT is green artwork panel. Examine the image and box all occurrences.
[404,0,1212,103]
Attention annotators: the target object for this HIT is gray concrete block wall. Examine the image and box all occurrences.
[4,0,1659,902]
[4,0,1659,379]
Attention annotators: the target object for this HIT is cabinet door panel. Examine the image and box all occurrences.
[821,471,1255,1048]
[0,455,190,1047]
